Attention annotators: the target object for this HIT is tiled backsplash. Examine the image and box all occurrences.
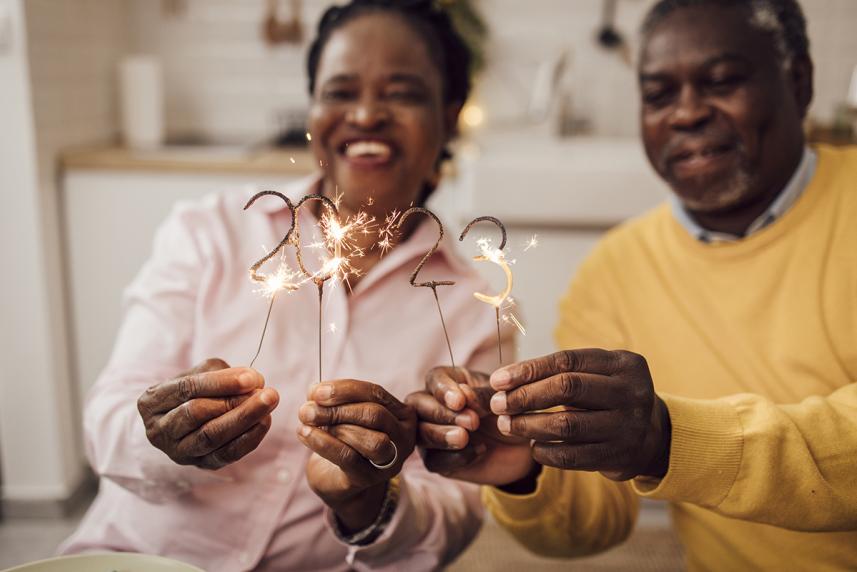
[23,0,857,143]
[124,0,857,142]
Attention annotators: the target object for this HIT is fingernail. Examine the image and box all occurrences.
[314,383,333,401]
[490,391,507,414]
[299,402,316,423]
[445,390,464,410]
[299,424,311,438]
[445,427,465,448]
[455,412,477,431]
[497,415,511,435]
[239,371,260,388]
[490,369,511,389]
[259,388,277,406]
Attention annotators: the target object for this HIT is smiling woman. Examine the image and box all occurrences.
[56,1,514,571]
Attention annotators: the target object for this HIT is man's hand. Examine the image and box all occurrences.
[137,358,279,470]
[489,349,671,481]
[406,367,534,487]
[297,380,416,533]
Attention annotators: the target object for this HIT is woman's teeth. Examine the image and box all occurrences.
[344,141,392,159]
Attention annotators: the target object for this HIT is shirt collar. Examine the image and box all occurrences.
[671,146,817,243]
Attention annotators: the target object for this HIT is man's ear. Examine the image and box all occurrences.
[790,56,814,118]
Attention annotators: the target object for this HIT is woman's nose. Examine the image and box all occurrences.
[346,99,391,129]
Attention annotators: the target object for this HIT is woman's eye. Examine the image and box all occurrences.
[386,89,427,103]
[321,89,355,102]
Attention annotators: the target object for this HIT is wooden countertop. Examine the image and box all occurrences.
[60,145,318,176]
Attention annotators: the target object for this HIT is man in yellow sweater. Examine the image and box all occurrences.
[406,0,857,569]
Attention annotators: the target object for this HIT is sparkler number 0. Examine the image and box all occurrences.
[243,190,297,283]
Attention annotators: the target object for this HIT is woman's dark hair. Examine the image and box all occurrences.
[307,0,472,106]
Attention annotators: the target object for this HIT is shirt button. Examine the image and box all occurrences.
[277,469,290,483]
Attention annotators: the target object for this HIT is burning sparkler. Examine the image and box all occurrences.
[395,207,457,368]
[243,190,303,368]
[459,216,512,365]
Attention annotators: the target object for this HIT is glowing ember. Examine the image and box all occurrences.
[523,234,539,252]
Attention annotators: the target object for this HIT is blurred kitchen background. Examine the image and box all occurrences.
[2,0,856,569]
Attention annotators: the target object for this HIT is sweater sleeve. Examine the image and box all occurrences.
[485,241,640,557]
[633,385,857,532]
[483,467,638,558]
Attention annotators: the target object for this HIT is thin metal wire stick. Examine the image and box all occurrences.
[317,282,324,384]
[495,306,502,365]
[432,286,455,368]
[250,291,278,368]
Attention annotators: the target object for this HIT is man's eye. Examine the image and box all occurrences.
[642,88,671,106]
[707,75,744,93]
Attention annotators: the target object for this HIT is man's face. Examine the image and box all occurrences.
[639,5,810,214]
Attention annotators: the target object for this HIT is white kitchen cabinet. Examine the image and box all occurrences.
[62,168,302,403]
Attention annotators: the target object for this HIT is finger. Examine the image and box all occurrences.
[496,410,620,442]
[490,372,619,415]
[185,357,231,375]
[327,424,398,467]
[458,383,492,418]
[421,442,487,475]
[157,392,257,440]
[299,401,399,436]
[309,380,411,420]
[176,388,278,458]
[196,416,271,470]
[297,424,370,475]
[406,391,479,430]
[143,368,265,414]
[490,349,619,391]
[425,367,468,411]
[417,422,469,450]
[531,441,627,472]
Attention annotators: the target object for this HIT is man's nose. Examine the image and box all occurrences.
[668,85,712,131]
[346,98,391,129]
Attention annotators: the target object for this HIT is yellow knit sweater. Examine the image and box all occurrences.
[483,145,857,571]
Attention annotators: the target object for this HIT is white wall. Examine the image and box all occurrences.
[129,0,857,141]
[0,0,82,504]
[0,0,132,506]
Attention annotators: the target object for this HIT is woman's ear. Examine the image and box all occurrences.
[444,101,464,141]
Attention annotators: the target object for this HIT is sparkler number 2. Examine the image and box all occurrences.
[243,190,297,283]
[243,190,300,368]
[396,207,457,367]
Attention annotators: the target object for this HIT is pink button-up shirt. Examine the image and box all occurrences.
[59,175,514,571]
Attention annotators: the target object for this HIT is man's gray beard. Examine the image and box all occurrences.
[679,167,754,213]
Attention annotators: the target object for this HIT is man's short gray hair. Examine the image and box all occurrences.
[641,0,810,70]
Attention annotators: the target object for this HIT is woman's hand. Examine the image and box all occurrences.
[406,367,534,487]
[137,358,280,470]
[297,380,416,533]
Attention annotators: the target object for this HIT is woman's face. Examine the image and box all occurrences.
[309,12,458,211]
